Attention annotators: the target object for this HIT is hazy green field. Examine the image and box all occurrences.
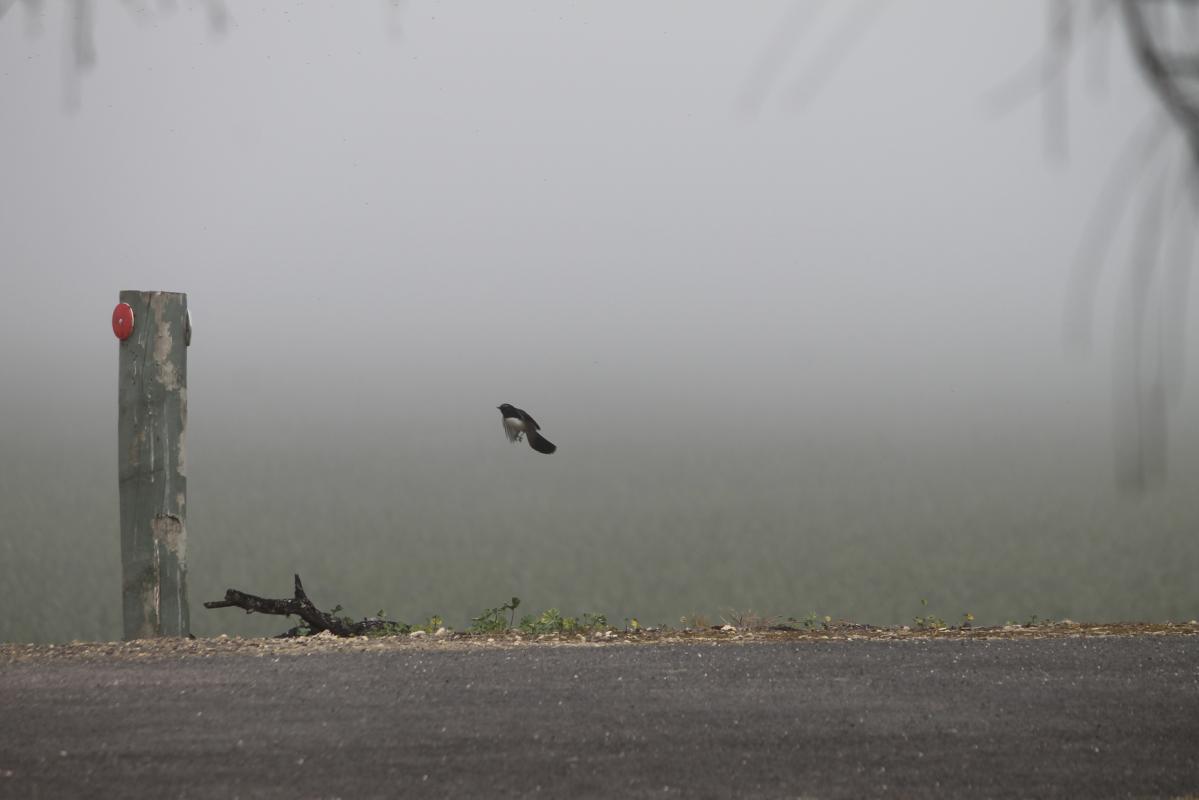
[3,423,1197,644]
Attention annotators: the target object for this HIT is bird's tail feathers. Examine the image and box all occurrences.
[528,429,557,454]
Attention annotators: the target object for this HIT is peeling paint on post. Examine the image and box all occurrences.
[118,290,190,639]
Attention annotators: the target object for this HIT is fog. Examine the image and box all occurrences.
[1,2,1197,643]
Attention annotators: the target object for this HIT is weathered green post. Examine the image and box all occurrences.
[114,290,191,639]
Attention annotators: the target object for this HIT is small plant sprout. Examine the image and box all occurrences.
[469,601,515,634]
[470,598,608,636]
[786,614,832,630]
[719,609,779,632]
[516,609,609,636]
[413,615,444,634]
[365,620,411,637]
[913,599,947,630]
[518,609,566,636]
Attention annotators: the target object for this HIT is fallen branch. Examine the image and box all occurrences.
[204,573,406,637]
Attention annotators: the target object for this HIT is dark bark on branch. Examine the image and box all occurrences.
[204,574,406,637]
[1122,1,1199,160]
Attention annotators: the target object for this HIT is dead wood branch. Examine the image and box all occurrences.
[204,574,406,637]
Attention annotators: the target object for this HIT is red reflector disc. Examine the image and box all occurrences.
[112,303,134,340]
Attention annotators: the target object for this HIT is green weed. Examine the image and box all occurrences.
[517,609,608,636]
[913,598,947,630]
[719,609,778,632]
[470,597,520,634]
[782,612,832,630]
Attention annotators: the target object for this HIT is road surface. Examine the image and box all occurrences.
[1,633,1197,798]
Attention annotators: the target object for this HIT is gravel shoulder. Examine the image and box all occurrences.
[3,620,1197,663]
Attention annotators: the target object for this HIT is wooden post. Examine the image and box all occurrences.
[116,290,190,639]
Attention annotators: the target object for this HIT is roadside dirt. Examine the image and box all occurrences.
[3,620,1196,664]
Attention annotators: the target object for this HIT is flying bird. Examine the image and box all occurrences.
[497,403,557,454]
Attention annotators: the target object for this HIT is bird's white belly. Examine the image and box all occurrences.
[503,417,527,434]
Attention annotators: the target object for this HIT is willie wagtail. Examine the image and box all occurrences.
[497,403,557,454]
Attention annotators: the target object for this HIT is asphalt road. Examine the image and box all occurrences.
[2,636,1198,799]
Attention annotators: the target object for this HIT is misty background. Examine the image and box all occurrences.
[1,2,1196,643]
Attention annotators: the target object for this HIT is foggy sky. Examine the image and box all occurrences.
[4,2,1190,452]
[1,2,1197,638]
